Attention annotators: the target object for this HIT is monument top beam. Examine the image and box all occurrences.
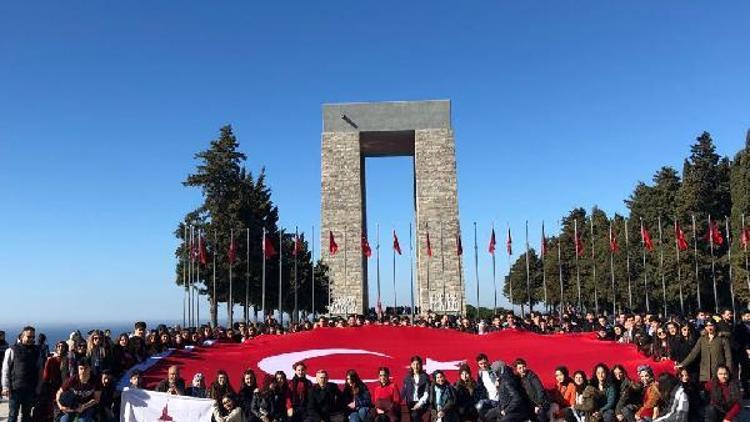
[322,100,451,133]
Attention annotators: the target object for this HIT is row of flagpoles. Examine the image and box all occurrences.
[182,213,750,326]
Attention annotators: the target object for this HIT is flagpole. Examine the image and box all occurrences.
[392,227,397,312]
[183,225,188,327]
[625,218,633,310]
[590,216,598,315]
[692,214,701,310]
[658,216,667,317]
[574,219,582,312]
[409,223,415,322]
[473,222,480,316]
[709,214,718,313]
[743,213,750,301]
[507,223,514,315]
[557,221,564,313]
[246,228,250,323]
[525,220,531,315]
[229,228,234,327]
[440,221,446,313]
[725,216,736,318]
[311,225,315,319]
[492,223,497,315]
[188,225,194,326]
[675,218,685,315]
[343,225,347,314]
[376,224,382,316]
[278,228,283,327]
[294,227,299,324]
[541,221,548,312]
[640,218,650,313]
[609,220,616,316]
[212,230,217,327]
[426,222,430,311]
[457,230,464,315]
[196,230,201,326]
[262,227,266,321]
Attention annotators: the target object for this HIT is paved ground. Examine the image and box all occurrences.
[0,399,7,421]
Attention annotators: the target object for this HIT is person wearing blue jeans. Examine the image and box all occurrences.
[2,326,44,422]
[56,360,101,422]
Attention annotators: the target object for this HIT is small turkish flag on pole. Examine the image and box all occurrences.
[263,234,277,258]
[541,222,548,256]
[609,223,620,253]
[742,227,750,250]
[641,223,654,252]
[198,233,208,265]
[329,231,338,255]
[228,230,237,264]
[675,222,689,251]
[393,231,402,255]
[506,227,513,256]
[426,231,433,257]
[488,228,496,255]
[361,235,372,258]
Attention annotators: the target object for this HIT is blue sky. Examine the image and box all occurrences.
[1,2,748,325]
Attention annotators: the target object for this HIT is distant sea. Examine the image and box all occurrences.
[1,320,182,346]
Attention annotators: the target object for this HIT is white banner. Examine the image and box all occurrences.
[120,388,214,422]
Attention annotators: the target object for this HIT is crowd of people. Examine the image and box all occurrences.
[2,307,750,422]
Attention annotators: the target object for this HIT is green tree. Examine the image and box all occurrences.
[730,130,750,304]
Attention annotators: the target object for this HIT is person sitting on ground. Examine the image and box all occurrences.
[98,370,118,422]
[239,368,260,421]
[306,369,344,422]
[372,367,401,422]
[342,369,372,422]
[155,365,185,395]
[549,366,575,421]
[564,370,588,422]
[56,360,101,422]
[491,360,532,422]
[652,373,688,422]
[289,362,312,421]
[587,363,616,422]
[428,370,457,422]
[703,365,741,422]
[209,369,237,402]
[402,355,430,422]
[474,353,500,419]
[514,358,549,422]
[128,369,143,389]
[187,372,207,398]
[214,393,247,422]
[453,364,478,422]
[620,365,660,422]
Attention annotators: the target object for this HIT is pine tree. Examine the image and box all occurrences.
[730,130,750,304]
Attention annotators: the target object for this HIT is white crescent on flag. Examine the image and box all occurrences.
[257,348,392,383]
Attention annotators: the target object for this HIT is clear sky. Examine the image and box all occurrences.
[1,2,749,325]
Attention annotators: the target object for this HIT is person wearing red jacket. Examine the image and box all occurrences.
[372,367,401,422]
[705,365,741,422]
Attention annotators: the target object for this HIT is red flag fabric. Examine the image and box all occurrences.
[506,228,513,255]
[263,235,277,258]
[742,227,750,250]
[488,228,496,255]
[641,226,654,252]
[426,232,433,257]
[361,235,372,258]
[141,327,674,392]
[198,235,208,265]
[675,222,689,251]
[456,233,463,256]
[228,234,237,264]
[329,231,338,255]
[609,227,619,253]
[540,224,547,256]
[704,221,724,246]
[393,231,402,255]
[574,232,584,257]
[292,234,302,257]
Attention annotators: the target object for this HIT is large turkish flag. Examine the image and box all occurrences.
[142,326,672,388]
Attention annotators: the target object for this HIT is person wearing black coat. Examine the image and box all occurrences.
[514,359,549,422]
[306,370,345,422]
[402,356,431,422]
[484,361,533,422]
[428,371,458,422]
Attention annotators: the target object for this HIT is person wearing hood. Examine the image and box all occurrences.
[187,372,208,398]
[485,360,532,422]
[676,319,733,383]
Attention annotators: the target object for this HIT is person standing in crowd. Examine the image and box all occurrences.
[238,369,259,421]
[127,369,143,390]
[372,367,401,422]
[402,356,430,422]
[251,373,287,422]
[676,320,733,383]
[55,360,101,422]
[187,372,208,398]
[733,310,750,398]
[342,369,371,422]
[2,326,44,422]
[98,370,118,422]
[129,321,148,363]
[155,365,185,395]
[86,330,109,377]
[209,369,237,402]
[289,362,312,421]
[703,365,741,422]
[35,341,70,422]
[306,369,344,422]
[453,364,478,422]
[514,358,549,422]
[0,331,9,358]
[67,342,87,379]
[111,334,136,378]
[428,370,457,422]
[36,334,49,361]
